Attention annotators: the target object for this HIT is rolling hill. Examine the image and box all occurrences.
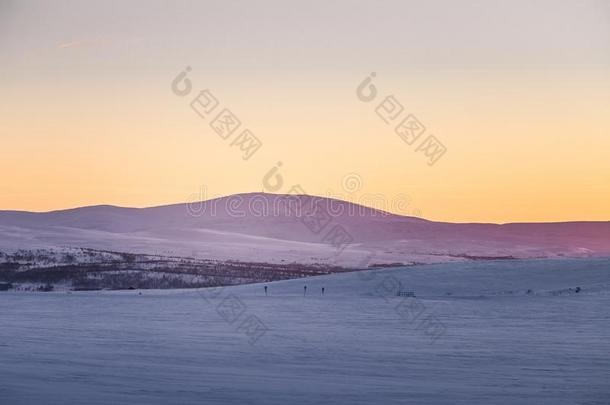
[1,192,608,267]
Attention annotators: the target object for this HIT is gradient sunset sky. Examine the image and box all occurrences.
[1,0,609,223]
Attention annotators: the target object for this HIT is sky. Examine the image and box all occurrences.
[1,0,609,223]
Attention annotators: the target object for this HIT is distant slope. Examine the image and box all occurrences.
[1,193,609,266]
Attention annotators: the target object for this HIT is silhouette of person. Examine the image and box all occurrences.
[322,287,325,295]
[264,285,268,296]
[304,285,307,296]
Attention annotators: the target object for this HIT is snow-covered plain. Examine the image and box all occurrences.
[1,258,609,404]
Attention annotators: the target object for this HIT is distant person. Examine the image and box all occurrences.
[322,287,325,295]
[264,285,268,296]
[304,285,307,296]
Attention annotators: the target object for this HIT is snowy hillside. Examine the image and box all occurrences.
[1,193,609,269]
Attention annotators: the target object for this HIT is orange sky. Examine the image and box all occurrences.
[1,0,609,223]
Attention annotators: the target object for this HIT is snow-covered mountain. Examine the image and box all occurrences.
[1,193,609,267]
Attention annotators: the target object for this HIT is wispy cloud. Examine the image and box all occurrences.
[56,38,109,49]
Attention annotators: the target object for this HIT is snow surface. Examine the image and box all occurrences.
[1,257,609,404]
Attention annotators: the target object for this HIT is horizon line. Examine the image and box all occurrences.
[1,191,609,226]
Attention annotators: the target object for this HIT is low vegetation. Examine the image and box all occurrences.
[0,248,351,291]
